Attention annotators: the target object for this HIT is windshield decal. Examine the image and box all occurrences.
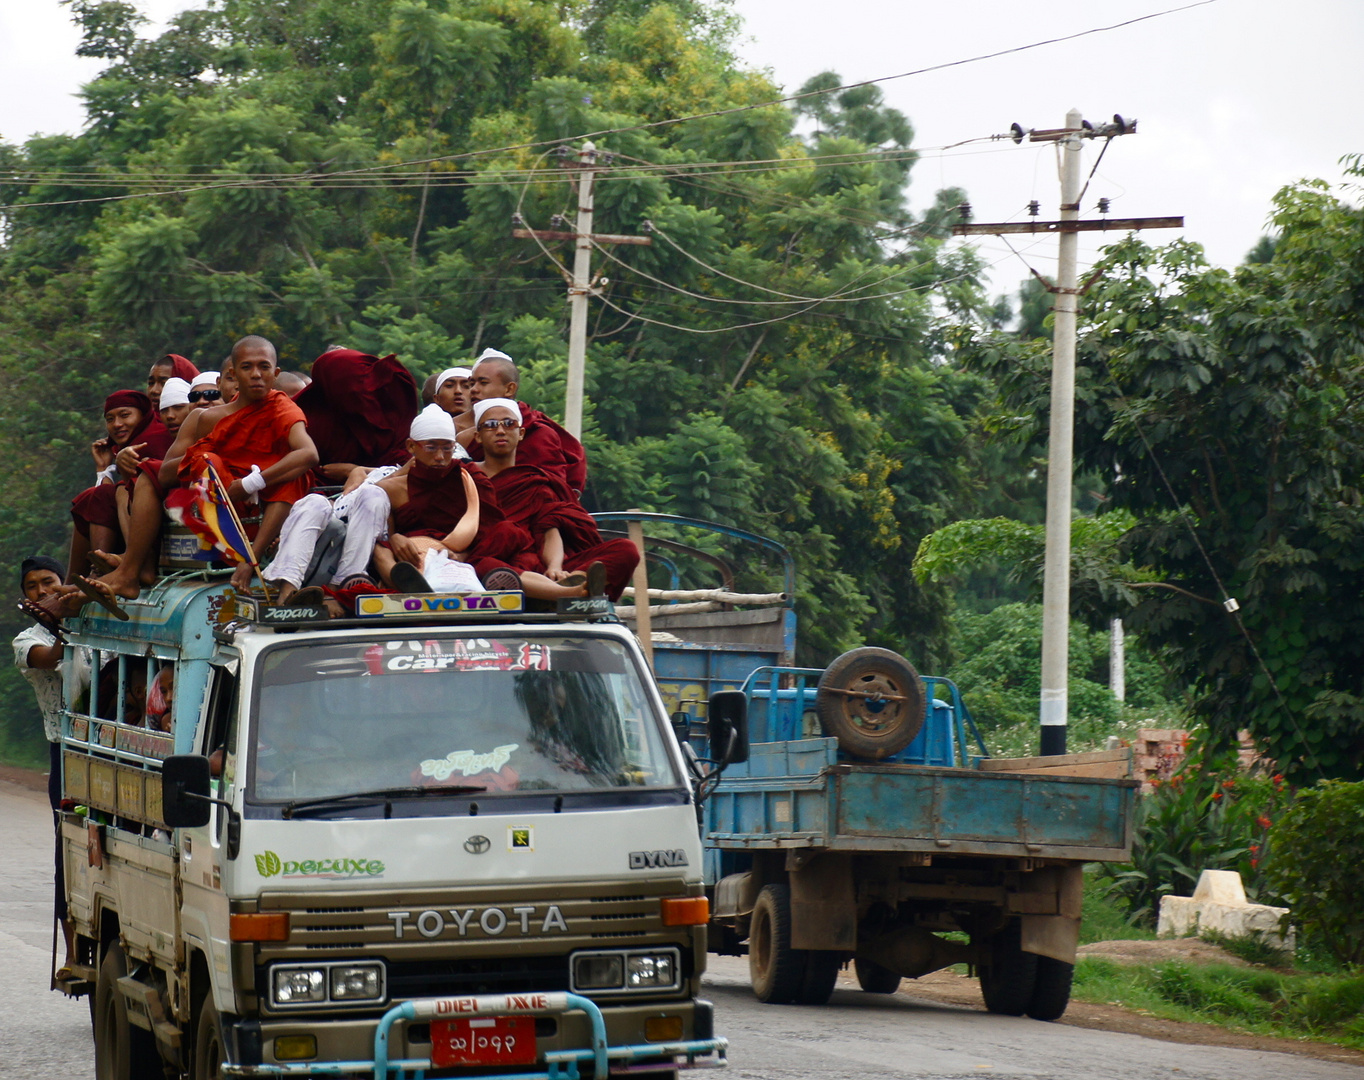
[422,745,519,781]
[371,640,552,674]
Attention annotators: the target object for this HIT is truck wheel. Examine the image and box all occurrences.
[193,997,227,1080]
[748,885,806,1004]
[815,648,925,760]
[854,958,902,994]
[1026,956,1074,1021]
[797,951,842,1006]
[94,943,161,1080]
[978,920,1038,1017]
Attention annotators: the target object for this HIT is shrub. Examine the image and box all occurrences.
[1099,750,1291,926]
[1265,780,1364,968]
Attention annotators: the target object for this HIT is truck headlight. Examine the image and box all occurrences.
[330,964,384,1002]
[571,948,681,995]
[273,967,326,1005]
[573,954,624,990]
[627,953,675,988]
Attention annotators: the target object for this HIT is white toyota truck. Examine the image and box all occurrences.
[54,578,734,1079]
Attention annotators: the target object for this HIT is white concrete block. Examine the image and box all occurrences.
[1156,870,1294,952]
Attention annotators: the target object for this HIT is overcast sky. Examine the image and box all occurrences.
[2,0,1361,304]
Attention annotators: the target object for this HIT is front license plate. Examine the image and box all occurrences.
[431,1015,536,1068]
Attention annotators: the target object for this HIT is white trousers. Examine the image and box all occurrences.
[262,486,390,588]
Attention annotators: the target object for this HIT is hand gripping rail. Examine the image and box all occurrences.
[225,990,727,1078]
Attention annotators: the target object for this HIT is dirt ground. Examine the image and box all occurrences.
[6,760,1360,1067]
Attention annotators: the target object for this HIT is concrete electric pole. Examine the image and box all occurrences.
[512,142,651,440]
[953,110,1181,756]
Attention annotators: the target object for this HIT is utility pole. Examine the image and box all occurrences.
[953,110,1181,756]
[512,142,651,439]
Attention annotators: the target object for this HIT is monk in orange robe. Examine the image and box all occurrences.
[86,336,319,600]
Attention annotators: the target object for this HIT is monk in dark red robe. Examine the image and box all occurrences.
[460,352,587,494]
[67,390,174,581]
[146,353,199,414]
[371,405,600,600]
[87,336,319,600]
[295,348,418,482]
[476,400,636,600]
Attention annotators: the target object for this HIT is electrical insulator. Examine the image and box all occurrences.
[1010,122,1025,145]
[958,203,971,222]
[1027,200,1040,217]
[1097,198,1111,214]
[1113,114,1137,135]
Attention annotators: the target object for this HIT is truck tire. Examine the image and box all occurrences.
[1026,956,1074,1021]
[854,957,902,994]
[748,885,806,1004]
[978,920,1038,1017]
[797,951,842,1006]
[193,997,227,1080]
[94,943,161,1080]
[815,648,925,760]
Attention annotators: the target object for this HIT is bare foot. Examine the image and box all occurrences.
[272,580,298,604]
[73,576,132,619]
[91,569,142,601]
[88,550,122,574]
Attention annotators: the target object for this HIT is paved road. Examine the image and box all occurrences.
[2,774,1360,1080]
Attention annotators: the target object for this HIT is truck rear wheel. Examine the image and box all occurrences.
[854,957,902,994]
[94,943,161,1080]
[978,920,1038,1017]
[798,951,842,1006]
[193,997,227,1080]
[1026,956,1074,1021]
[816,648,925,760]
[748,884,806,1004]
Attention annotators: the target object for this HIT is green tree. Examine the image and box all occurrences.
[955,166,1364,781]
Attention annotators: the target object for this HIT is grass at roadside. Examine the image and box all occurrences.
[1071,957,1364,1048]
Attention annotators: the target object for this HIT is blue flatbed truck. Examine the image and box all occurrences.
[595,513,1138,1020]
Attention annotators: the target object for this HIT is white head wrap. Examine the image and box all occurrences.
[473,398,521,426]
[473,347,513,367]
[160,378,192,408]
[409,403,458,442]
[434,366,472,391]
[189,371,219,391]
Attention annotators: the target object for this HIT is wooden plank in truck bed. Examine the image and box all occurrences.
[976,747,1132,779]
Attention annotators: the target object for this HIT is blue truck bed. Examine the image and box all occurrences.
[705,738,1136,862]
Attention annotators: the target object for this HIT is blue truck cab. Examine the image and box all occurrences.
[596,513,1139,1021]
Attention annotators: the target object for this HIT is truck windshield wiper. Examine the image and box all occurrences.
[280,785,488,819]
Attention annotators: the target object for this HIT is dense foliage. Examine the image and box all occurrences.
[1265,780,1364,968]
[958,168,1364,781]
[0,0,997,758]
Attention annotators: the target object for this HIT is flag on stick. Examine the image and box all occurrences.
[164,463,273,601]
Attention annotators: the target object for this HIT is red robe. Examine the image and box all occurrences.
[296,349,418,471]
[70,407,175,539]
[469,401,587,494]
[179,390,310,506]
[392,461,533,578]
[489,464,638,600]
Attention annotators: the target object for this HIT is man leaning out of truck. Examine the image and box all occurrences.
[13,556,91,978]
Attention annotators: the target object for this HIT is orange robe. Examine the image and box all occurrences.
[179,390,310,506]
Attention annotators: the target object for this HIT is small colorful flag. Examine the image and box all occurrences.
[164,465,253,564]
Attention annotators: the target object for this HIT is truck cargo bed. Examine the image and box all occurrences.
[706,738,1137,862]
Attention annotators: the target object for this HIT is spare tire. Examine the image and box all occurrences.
[815,647,925,760]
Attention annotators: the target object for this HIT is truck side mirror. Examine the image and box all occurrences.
[162,754,213,828]
[707,691,749,765]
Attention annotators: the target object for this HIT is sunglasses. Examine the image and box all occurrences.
[478,418,520,430]
[188,389,222,402]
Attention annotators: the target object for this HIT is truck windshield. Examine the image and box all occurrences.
[248,634,681,804]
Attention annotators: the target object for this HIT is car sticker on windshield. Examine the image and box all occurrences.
[421,745,519,781]
[367,640,552,674]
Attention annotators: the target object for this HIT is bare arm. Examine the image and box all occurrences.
[540,528,566,578]
[442,468,481,554]
[159,409,207,487]
[24,641,63,671]
[340,466,373,495]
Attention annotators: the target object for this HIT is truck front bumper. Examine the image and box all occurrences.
[221,992,726,1078]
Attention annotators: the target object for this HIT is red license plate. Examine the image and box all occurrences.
[431,1015,536,1068]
